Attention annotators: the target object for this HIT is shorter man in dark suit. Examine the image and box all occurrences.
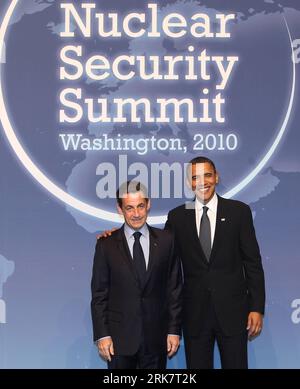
[91,181,182,369]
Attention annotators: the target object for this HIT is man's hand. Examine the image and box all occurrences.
[247,312,263,340]
[167,335,180,357]
[98,337,114,362]
[96,228,118,240]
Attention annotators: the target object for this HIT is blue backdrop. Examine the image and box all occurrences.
[0,0,300,368]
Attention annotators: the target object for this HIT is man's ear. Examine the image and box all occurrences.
[216,172,219,184]
[146,199,151,211]
[117,204,124,217]
[186,177,192,190]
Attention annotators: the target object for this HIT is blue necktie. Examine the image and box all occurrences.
[199,206,211,261]
[133,231,147,286]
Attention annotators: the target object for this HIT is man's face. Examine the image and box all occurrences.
[118,191,150,230]
[187,162,219,204]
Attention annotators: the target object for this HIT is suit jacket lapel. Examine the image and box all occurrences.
[143,224,158,289]
[209,195,226,263]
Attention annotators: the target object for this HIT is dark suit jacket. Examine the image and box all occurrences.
[165,195,265,337]
[91,225,182,355]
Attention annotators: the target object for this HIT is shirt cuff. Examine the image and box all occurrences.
[95,336,111,345]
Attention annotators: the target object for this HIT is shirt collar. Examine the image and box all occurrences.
[195,193,218,213]
[124,223,149,240]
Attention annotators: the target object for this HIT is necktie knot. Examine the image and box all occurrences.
[133,231,142,241]
[202,206,209,214]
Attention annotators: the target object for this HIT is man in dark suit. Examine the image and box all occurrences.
[165,156,265,369]
[91,181,182,369]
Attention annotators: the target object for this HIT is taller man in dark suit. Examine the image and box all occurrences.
[165,156,265,369]
[91,181,182,369]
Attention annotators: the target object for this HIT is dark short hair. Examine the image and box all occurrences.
[116,181,149,208]
[187,156,216,174]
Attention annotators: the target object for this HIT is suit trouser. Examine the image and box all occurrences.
[108,339,167,369]
[184,298,248,369]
